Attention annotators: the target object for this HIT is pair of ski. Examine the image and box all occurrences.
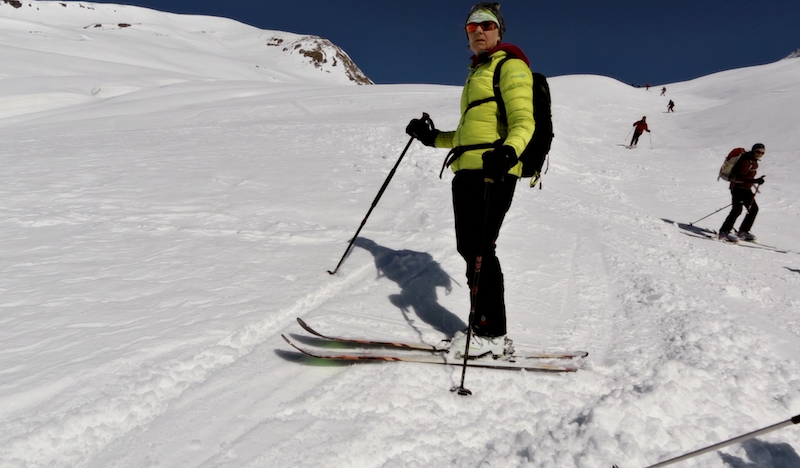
[282,318,587,372]
[682,231,788,253]
[662,219,791,254]
[681,229,789,254]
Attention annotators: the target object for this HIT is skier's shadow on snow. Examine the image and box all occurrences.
[719,438,800,468]
[354,238,466,337]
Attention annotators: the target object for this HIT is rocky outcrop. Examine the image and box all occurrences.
[268,35,373,85]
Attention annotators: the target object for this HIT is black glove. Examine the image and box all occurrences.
[753,176,765,185]
[482,146,518,182]
[406,116,439,147]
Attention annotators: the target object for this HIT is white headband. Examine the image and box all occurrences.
[467,10,499,26]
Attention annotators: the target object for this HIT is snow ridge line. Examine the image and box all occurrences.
[0,259,376,467]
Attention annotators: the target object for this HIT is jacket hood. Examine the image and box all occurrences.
[470,43,530,68]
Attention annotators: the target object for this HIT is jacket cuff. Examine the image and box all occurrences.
[435,131,455,149]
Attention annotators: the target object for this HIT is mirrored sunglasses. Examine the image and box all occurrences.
[466,21,498,33]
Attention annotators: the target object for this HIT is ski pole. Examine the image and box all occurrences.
[745,183,761,212]
[624,127,633,143]
[613,414,800,468]
[690,183,761,227]
[327,113,430,275]
[649,132,653,149]
[451,179,494,396]
[689,204,731,226]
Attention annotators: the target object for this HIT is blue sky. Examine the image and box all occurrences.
[86,0,800,86]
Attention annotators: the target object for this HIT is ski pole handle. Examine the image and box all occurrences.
[420,112,435,133]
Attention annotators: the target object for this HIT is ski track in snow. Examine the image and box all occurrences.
[1,3,800,467]
[0,225,377,465]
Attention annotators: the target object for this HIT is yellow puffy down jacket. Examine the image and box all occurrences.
[435,49,534,177]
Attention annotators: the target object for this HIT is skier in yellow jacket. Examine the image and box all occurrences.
[406,3,534,358]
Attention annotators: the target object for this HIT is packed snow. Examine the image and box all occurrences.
[1,2,799,467]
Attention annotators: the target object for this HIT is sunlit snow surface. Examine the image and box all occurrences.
[1,2,799,467]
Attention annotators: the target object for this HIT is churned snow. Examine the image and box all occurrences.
[1,2,799,467]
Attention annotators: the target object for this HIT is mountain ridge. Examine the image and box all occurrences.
[0,0,372,85]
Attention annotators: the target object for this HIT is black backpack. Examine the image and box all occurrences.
[492,56,554,188]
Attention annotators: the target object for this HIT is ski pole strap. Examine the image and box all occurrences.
[439,142,500,178]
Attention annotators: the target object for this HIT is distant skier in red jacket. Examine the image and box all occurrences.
[630,116,650,147]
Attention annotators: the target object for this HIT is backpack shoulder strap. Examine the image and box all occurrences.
[446,56,513,176]
[492,56,512,125]
[464,55,515,118]
[464,96,495,113]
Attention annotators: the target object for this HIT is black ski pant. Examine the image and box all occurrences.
[452,170,517,337]
[720,187,758,234]
[631,130,643,146]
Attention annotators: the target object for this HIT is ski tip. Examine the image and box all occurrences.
[296,317,325,337]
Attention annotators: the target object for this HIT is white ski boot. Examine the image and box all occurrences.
[448,330,513,359]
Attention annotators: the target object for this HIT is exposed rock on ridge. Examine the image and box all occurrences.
[267,35,373,85]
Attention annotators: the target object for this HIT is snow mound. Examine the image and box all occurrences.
[0,0,371,85]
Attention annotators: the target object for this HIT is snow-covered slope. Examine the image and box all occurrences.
[0,0,370,98]
[1,3,799,468]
